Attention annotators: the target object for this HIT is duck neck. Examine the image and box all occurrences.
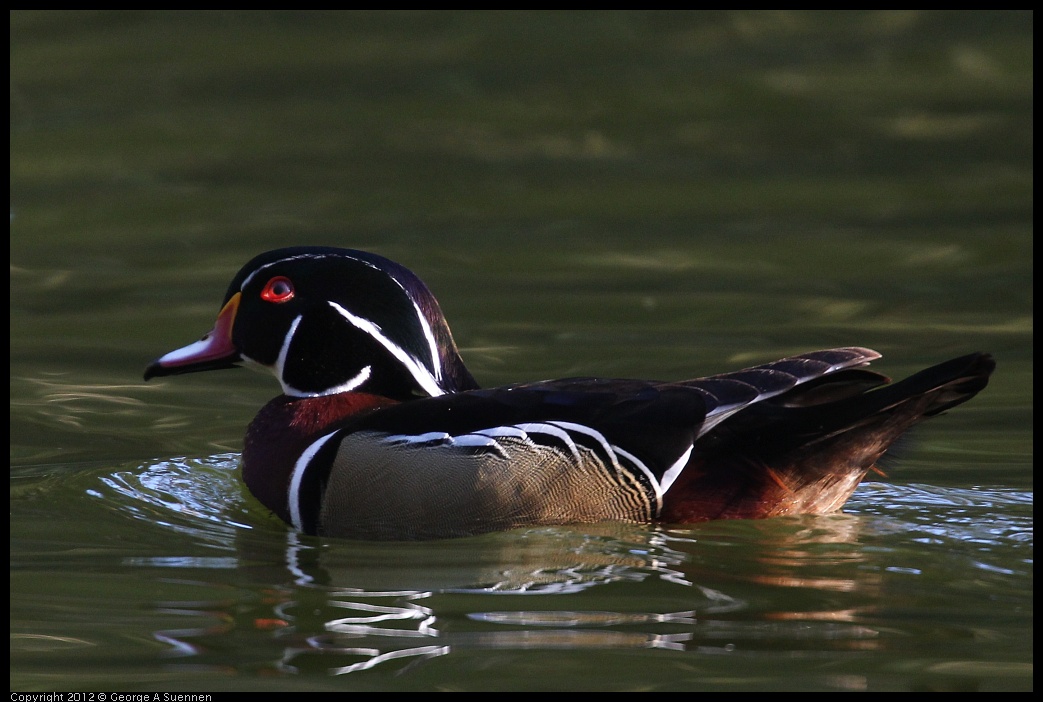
[242,392,397,524]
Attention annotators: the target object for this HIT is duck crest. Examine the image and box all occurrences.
[144,246,995,540]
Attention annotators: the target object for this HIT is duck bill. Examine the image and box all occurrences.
[144,293,242,380]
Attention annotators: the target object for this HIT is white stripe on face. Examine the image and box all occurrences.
[240,250,446,397]
[407,297,442,383]
[245,313,373,398]
[273,314,302,389]
[328,301,445,398]
[241,252,343,290]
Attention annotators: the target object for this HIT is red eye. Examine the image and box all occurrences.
[261,276,295,303]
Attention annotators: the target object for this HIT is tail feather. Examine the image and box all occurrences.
[661,352,995,523]
[785,352,995,443]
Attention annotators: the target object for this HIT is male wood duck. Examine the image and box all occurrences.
[144,246,995,540]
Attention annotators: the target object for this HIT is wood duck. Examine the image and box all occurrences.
[144,246,995,540]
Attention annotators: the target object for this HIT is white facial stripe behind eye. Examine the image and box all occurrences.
[250,313,373,398]
[328,301,445,397]
[241,252,444,395]
[409,298,442,383]
[241,252,371,290]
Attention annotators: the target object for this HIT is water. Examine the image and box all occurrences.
[10,11,1032,691]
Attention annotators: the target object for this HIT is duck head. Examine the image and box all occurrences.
[144,246,478,400]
